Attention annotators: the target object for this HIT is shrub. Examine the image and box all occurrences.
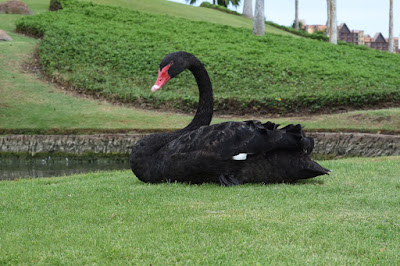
[199,2,241,16]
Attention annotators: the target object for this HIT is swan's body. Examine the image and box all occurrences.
[130,51,329,185]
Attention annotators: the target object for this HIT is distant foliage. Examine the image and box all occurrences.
[217,0,241,8]
[200,2,241,15]
[16,0,400,114]
[265,21,329,41]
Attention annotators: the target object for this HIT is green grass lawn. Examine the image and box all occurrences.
[1,157,399,264]
[0,15,193,133]
[1,12,399,134]
[85,0,296,36]
[15,0,400,114]
[1,30,398,134]
[1,0,399,134]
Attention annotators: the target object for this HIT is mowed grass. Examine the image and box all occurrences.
[269,108,400,134]
[0,14,193,132]
[84,0,295,36]
[16,0,400,114]
[1,157,399,264]
[1,32,398,134]
[1,2,399,133]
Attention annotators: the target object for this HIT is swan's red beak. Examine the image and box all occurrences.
[151,64,172,92]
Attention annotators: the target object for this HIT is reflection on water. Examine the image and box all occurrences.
[0,155,130,180]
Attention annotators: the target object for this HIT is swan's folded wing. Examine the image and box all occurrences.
[164,120,310,161]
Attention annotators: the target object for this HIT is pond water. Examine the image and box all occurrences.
[0,155,130,181]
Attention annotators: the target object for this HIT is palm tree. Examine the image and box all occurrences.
[388,0,394,53]
[295,0,299,30]
[243,0,253,18]
[326,0,331,36]
[253,0,265,36]
[329,0,337,44]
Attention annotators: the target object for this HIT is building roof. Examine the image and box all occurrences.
[373,32,386,42]
[338,23,351,33]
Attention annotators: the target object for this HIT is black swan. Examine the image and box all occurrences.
[130,51,329,186]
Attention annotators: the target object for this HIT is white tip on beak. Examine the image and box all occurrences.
[151,85,160,93]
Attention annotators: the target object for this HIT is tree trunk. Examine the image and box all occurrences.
[213,0,216,4]
[243,0,253,18]
[295,0,299,30]
[253,0,265,36]
[388,0,394,53]
[329,0,337,44]
[327,0,331,36]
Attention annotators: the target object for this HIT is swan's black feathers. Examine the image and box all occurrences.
[130,51,330,185]
[163,120,297,160]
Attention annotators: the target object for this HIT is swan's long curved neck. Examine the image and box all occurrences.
[179,61,214,133]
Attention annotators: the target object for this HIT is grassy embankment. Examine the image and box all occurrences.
[15,0,400,114]
[86,0,295,36]
[1,157,400,264]
[0,0,399,134]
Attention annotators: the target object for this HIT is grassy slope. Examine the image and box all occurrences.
[15,0,400,115]
[84,0,295,36]
[0,21,193,132]
[1,157,399,264]
[1,31,398,134]
[0,3,399,134]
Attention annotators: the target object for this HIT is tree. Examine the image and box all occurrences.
[388,0,394,53]
[295,0,299,30]
[253,0,265,36]
[326,0,331,36]
[328,0,337,44]
[242,0,253,18]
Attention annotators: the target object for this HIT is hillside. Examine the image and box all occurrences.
[15,0,400,114]
[83,0,297,36]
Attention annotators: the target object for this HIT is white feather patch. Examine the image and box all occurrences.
[232,153,247,160]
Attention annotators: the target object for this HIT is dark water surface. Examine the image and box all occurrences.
[0,155,130,180]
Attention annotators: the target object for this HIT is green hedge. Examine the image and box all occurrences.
[16,0,400,114]
[199,2,241,16]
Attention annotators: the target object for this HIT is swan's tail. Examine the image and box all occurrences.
[298,157,330,179]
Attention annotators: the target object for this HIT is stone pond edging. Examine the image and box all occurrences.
[0,133,399,157]
[308,132,399,157]
[0,134,143,155]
